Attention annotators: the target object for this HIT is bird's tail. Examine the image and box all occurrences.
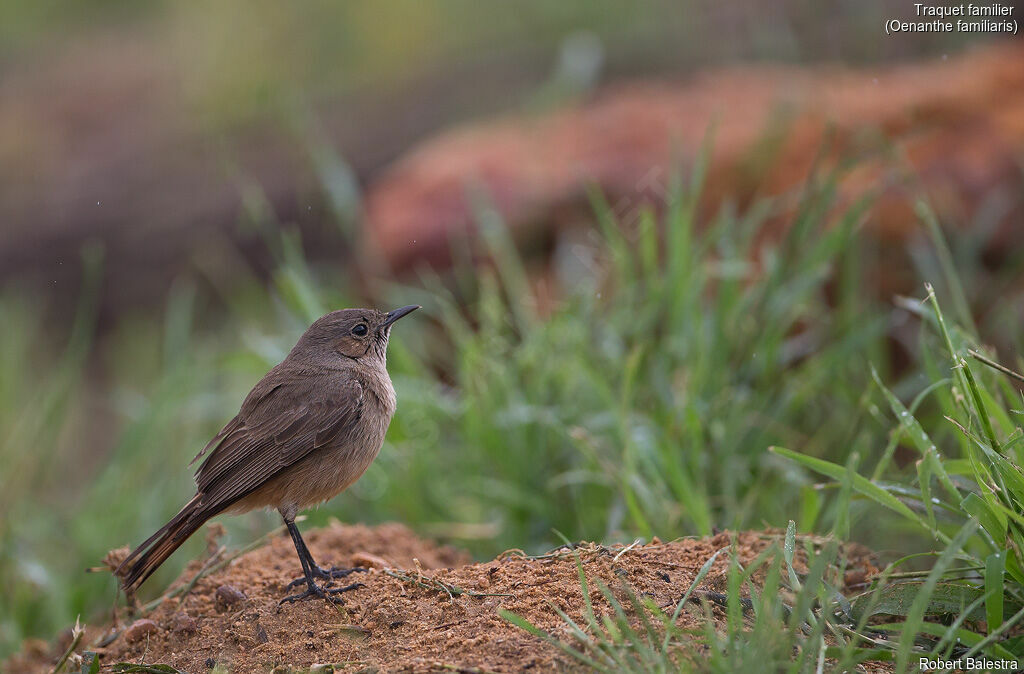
[116,495,209,592]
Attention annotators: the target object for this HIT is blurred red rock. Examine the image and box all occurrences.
[364,42,1024,270]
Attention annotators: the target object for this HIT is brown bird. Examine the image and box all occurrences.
[116,305,419,603]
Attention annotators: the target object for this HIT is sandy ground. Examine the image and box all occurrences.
[7,522,878,673]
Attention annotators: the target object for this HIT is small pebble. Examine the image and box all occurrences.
[171,613,198,635]
[350,551,390,569]
[124,619,159,643]
[215,584,247,611]
[844,569,868,587]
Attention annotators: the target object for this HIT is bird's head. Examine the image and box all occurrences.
[288,305,419,367]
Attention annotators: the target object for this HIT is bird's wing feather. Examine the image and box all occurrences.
[193,374,363,511]
[189,414,243,467]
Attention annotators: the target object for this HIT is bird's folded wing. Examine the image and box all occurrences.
[193,376,364,511]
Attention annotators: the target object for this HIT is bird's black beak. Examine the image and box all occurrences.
[382,305,420,328]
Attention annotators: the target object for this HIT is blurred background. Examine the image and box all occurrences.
[2,0,1022,659]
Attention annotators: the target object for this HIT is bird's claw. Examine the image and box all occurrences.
[285,565,367,590]
[279,581,364,605]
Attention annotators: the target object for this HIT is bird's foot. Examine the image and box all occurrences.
[279,580,363,606]
[285,565,367,590]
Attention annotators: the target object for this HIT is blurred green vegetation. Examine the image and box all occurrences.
[2,150,1022,660]
[0,1,992,133]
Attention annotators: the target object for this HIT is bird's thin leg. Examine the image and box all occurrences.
[288,520,315,578]
[282,519,367,590]
[279,517,364,605]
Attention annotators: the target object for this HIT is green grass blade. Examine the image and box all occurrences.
[770,447,939,538]
[986,550,1007,631]
[894,519,979,673]
[499,610,605,670]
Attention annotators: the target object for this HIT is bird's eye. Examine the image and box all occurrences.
[351,324,368,337]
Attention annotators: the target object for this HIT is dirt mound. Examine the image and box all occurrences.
[7,523,876,673]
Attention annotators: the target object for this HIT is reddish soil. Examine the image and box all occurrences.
[6,522,879,673]
[365,42,1024,279]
